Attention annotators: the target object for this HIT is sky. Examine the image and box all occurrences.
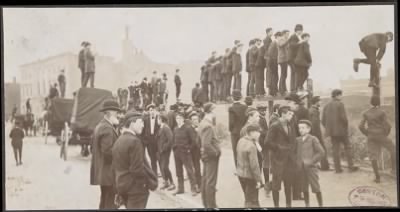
[3,5,395,90]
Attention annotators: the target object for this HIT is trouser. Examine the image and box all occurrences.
[160,150,174,184]
[80,70,85,87]
[216,80,223,101]
[295,65,309,90]
[201,157,220,208]
[174,149,197,192]
[368,135,396,173]
[176,85,181,99]
[146,137,159,176]
[312,133,330,170]
[59,82,66,98]
[233,72,242,92]
[230,133,240,167]
[212,81,218,101]
[267,60,279,95]
[125,191,150,209]
[209,82,215,102]
[289,62,297,93]
[83,72,95,88]
[238,177,260,208]
[99,185,117,209]
[224,73,233,98]
[201,82,209,102]
[271,166,294,207]
[255,66,266,95]
[248,71,256,96]
[279,62,288,95]
[192,147,202,188]
[12,145,22,164]
[358,46,379,85]
[331,136,355,171]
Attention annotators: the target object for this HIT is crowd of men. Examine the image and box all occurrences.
[197,24,313,104]
[116,69,183,112]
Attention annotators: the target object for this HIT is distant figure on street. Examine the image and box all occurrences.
[26,98,31,114]
[11,104,18,123]
[83,42,96,88]
[174,69,182,101]
[90,99,121,209]
[157,114,176,191]
[58,69,66,98]
[321,89,359,174]
[78,41,87,87]
[112,112,157,209]
[353,32,394,88]
[359,95,395,183]
[10,121,25,166]
[48,83,59,100]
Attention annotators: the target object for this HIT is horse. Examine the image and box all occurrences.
[23,112,35,137]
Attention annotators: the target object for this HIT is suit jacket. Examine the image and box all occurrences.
[228,102,248,134]
[266,40,279,62]
[248,46,259,69]
[322,98,348,137]
[90,118,119,186]
[359,33,388,60]
[143,114,160,141]
[309,105,323,140]
[207,65,214,83]
[78,49,85,71]
[277,37,290,64]
[288,33,302,62]
[215,61,223,81]
[265,120,297,175]
[232,52,242,73]
[236,135,262,182]
[174,75,182,86]
[359,107,391,137]
[192,87,203,103]
[157,125,174,153]
[295,135,325,169]
[84,49,95,73]
[198,118,221,160]
[112,130,155,195]
[263,36,273,60]
[294,42,312,68]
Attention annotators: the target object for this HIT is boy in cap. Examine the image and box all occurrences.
[229,89,248,167]
[359,95,395,182]
[296,119,325,207]
[198,102,221,208]
[112,112,158,209]
[353,32,394,88]
[309,96,330,171]
[236,124,264,208]
[9,120,25,166]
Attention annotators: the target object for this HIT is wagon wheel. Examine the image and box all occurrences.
[62,122,69,161]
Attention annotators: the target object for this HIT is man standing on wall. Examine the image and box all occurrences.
[175,69,182,101]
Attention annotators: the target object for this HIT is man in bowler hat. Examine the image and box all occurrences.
[90,99,121,209]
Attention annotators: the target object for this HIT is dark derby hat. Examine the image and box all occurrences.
[100,99,121,112]
[232,89,242,101]
[123,111,143,125]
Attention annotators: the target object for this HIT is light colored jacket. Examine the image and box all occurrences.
[236,135,262,182]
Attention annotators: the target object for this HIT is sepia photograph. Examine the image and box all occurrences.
[2,2,398,210]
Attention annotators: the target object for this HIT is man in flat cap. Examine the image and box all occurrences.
[157,114,176,191]
[90,99,121,209]
[308,96,330,171]
[222,48,233,101]
[246,40,255,96]
[112,112,158,209]
[266,32,281,97]
[248,38,260,97]
[257,103,271,196]
[198,102,221,208]
[228,90,248,167]
[232,43,243,91]
[142,104,161,177]
[172,112,198,196]
[288,24,304,93]
[322,89,358,173]
[353,31,394,88]
[188,111,202,193]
